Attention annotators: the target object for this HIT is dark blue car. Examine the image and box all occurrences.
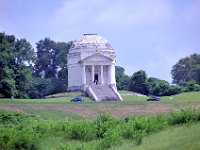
[147,96,160,101]
[71,97,84,102]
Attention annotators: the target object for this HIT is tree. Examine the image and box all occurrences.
[55,41,72,91]
[33,38,72,96]
[34,38,57,78]
[129,70,149,95]
[191,64,200,84]
[0,32,35,98]
[147,77,181,96]
[13,39,35,98]
[171,53,200,85]
[147,77,160,95]
[183,80,200,92]
[152,80,170,96]
[0,33,17,97]
[115,66,130,90]
[168,85,182,95]
[28,77,64,98]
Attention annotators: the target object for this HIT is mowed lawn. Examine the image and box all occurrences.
[0,92,200,119]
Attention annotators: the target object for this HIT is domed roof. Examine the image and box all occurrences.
[69,34,113,52]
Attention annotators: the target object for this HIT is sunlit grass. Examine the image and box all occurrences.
[0,92,199,105]
[45,91,82,97]
[0,96,93,104]
[39,122,200,150]
[109,123,200,150]
[161,92,200,103]
[119,90,137,94]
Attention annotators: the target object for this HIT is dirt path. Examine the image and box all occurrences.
[1,103,200,119]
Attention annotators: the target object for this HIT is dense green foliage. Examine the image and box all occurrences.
[0,32,35,98]
[115,66,130,90]
[116,68,183,96]
[128,70,200,96]
[32,38,72,98]
[171,53,200,85]
[116,54,200,96]
[0,108,200,150]
[0,32,71,98]
[129,70,149,95]
[147,77,183,96]
[28,77,67,98]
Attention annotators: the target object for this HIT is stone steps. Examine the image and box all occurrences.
[87,85,122,101]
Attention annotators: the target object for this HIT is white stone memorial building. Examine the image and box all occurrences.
[67,34,122,101]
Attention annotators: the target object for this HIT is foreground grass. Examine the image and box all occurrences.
[44,123,200,150]
[110,123,200,150]
[1,108,200,150]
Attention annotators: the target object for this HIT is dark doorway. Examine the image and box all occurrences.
[94,74,98,85]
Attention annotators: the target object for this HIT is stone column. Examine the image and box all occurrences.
[108,65,111,84]
[92,65,94,83]
[110,65,116,85]
[101,65,104,84]
[82,65,86,84]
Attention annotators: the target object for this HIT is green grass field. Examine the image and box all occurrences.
[43,123,200,150]
[0,92,200,119]
[110,123,200,150]
[0,91,199,104]
[0,91,200,150]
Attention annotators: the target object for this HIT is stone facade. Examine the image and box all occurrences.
[67,34,116,91]
[67,34,122,101]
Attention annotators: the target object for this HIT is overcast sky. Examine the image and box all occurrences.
[1,0,200,82]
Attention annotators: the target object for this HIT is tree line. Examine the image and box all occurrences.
[0,32,72,98]
[116,53,200,96]
[0,32,200,98]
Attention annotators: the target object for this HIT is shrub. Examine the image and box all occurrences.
[12,129,39,150]
[168,85,183,95]
[69,120,96,141]
[0,111,32,125]
[169,108,199,125]
[1,109,200,150]
[96,127,122,150]
[122,114,169,145]
[122,116,146,140]
[95,113,120,139]
[59,143,72,150]
[0,126,39,150]
[183,80,200,92]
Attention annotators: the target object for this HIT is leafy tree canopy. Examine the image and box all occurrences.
[0,32,35,98]
[171,53,200,85]
[34,38,72,79]
[115,66,130,90]
[129,70,149,95]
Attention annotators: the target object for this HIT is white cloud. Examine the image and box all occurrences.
[50,0,173,32]
[0,0,199,82]
[95,0,172,29]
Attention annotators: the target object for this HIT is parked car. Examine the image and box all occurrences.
[147,96,160,101]
[71,97,84,102]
